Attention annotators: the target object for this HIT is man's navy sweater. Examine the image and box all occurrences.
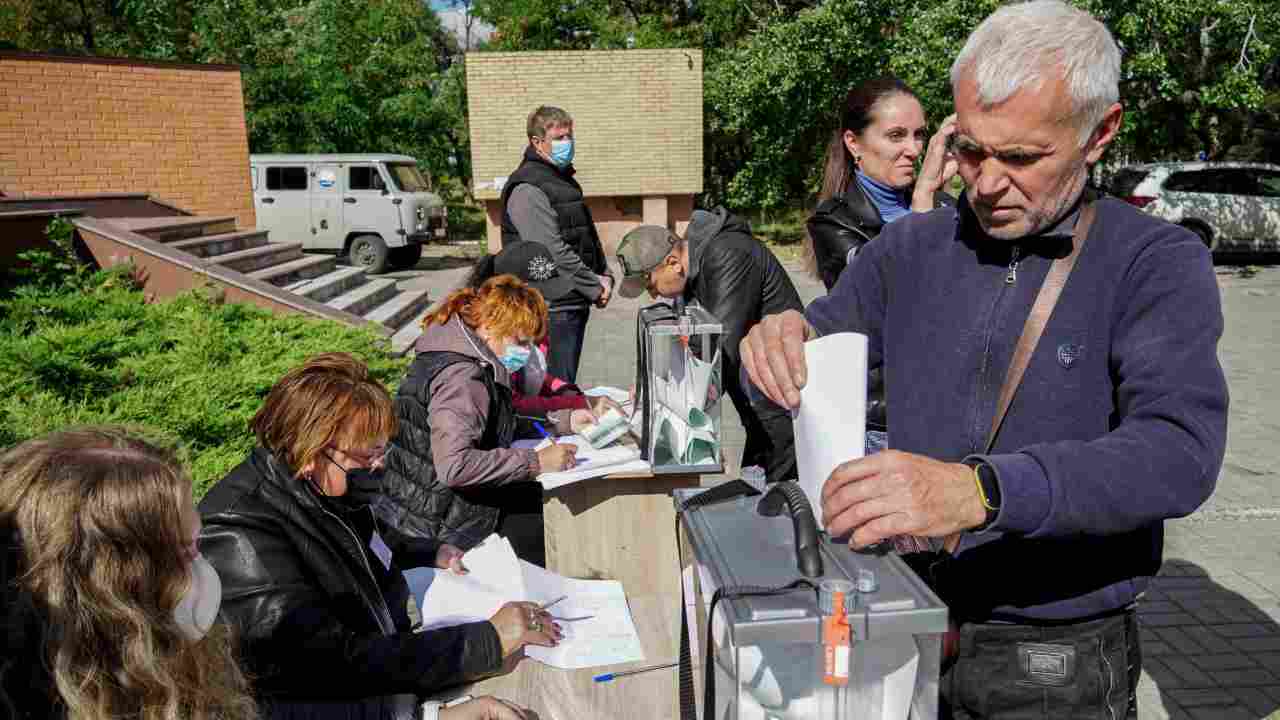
[807,194,1229,622]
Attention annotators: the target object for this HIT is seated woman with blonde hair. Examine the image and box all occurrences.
[199,353,553,719]
[0,427,256,720]
[379,274,587,568]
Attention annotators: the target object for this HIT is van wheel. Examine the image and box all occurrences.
[390,244,424,270]
[349,234,390,274]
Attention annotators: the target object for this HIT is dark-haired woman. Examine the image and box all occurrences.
[806,76,958,291]
[806,76,957,452]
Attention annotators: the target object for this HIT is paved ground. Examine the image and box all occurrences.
[397,244,1280,720]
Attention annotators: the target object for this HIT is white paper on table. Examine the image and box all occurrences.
[792,332,868,530]
[416,534,644,670]
[513,435,646,488]
[582,385,631,405]
[519,561,645,669]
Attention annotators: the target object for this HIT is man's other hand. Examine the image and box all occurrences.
[595,275,613,308]
[821,450,988,548]
[739,310,813,409]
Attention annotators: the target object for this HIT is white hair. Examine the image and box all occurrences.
[950,0,1120,146]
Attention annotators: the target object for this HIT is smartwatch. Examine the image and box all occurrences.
[963,459,1001,531]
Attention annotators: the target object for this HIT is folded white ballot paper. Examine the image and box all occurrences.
[513,435,648,489]
[792,332,868,531]
[416,534,645,670]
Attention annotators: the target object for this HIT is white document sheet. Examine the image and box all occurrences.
[416,534,645,670]
[792,333,868,530]
[582,385,632,405]
[513,435,647,489]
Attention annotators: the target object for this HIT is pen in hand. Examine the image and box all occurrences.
[532,420,557,447]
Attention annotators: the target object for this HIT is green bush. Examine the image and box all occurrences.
[0,264,410,498]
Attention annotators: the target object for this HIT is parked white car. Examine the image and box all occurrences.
[1108,162,1280,253]
[249,154,448,274]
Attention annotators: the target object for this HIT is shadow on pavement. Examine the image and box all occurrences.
[1138,558,1280,719]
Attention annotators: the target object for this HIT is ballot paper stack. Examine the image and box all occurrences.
[579,408,631,449]
[417,534,646,670]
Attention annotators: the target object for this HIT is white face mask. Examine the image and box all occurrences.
[173,553,222,640]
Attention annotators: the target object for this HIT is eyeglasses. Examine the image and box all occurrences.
[333,445,386,468]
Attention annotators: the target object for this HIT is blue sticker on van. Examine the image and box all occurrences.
[318,177,335,188]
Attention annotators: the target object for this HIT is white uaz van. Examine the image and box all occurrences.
[249,154,447,274]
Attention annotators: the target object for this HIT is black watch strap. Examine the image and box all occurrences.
[964,459,1001,531]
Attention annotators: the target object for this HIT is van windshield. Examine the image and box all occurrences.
[387,163,430,192]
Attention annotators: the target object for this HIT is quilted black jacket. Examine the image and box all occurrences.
[198,448,502,720]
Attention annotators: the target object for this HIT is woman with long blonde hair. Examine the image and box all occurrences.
[0,427,256,720]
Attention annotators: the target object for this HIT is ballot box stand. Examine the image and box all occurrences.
[676,487,947,720]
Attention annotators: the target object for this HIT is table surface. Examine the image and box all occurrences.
[461,592,688,720]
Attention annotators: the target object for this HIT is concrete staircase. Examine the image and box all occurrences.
[114,215,432,354]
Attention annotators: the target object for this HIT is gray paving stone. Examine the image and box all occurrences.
[1145,641,1175,656]
[1253,653,1280,675]
[1158,627,1212,655]
[1228,687,1280,716]
[1145,657,1190,689]
[1209,667,1280,687]
[1163,657,1219,688]
[1188,606,1233,624]
[1184,626,1242,654]
[1166,687,1238,706]
[1143,601,1186,615]
[1189,654,1258,671]
[1186,705,1253,720]
[1233,637,1280,653]
[1143,612,1202,628]
[1211,623,1277,639]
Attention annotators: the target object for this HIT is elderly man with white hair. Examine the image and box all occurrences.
[741,1,1228,717]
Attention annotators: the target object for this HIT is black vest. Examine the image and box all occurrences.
[500,147,607,305]
[377,351,519,550]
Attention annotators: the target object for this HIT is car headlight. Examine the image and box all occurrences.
[416,206,426,221]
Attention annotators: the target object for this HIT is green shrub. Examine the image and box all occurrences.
[0,268,410,498]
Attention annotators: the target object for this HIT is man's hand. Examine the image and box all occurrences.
[595,275,613,308]
[821,450,988,548]
[913,113,959,212]
[739,310,814,409]
[435,543,467,575]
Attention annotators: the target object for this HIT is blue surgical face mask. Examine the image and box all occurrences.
[500,343,532,373]
[549,138,574,168]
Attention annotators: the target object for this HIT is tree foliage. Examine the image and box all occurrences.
[1,0,1277,211]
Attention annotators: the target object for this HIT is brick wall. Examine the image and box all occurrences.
[0,52,255,228]
[466,49,703,201]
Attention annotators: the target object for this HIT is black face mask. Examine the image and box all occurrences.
[321,452,385,512]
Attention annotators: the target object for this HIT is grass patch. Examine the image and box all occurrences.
[743,206,810,265]
[1,255,409,498]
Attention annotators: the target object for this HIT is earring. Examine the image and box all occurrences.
[852,154,862,165]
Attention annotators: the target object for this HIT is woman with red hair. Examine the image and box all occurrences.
[378,275,584,566]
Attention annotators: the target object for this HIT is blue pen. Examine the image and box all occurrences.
[532,421,554,442]
[593,661,679,683]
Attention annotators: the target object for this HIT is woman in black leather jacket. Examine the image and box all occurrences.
[806,76,958,291]
[198,353,556,720]
[805,76,958,446]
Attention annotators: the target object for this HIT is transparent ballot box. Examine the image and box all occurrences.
[635,302,724,474]
[676,488,947,720]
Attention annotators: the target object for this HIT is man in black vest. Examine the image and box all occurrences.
[500,105,612,384]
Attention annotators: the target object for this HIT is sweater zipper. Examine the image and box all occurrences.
[1006,246,1022,284]
[973,244,1023,454]
[316,503,395,635]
